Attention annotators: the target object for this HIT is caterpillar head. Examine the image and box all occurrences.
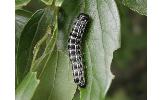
[78,13,89,22]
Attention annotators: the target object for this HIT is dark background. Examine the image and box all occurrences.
[107,1,147,100]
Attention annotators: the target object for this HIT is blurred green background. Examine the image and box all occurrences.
[21,0,147,100]
[107,1,147,100]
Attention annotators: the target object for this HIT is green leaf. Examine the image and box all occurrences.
[122,0,147,15]
[29,6,77,99]
[16,0,31,9]
[16,9,44,86]
[72,89,80,100]
[16,7,57,87]
[41,0,53,5]
[16,0,120,99]
[31,49,77,100]
[61,0,120,99]
[16,72,40,100]
[57,0,83,51]
[81,0,120,99]
[55,0,65,7]
[41,0,65,6]
[15,9,32,49]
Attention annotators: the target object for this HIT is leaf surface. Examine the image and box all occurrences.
[60,0,121,100]
[31,49,77,100]
[55,0,65,7]
[16,9,44,86]
[16,8,55,86]
[16,0,31,9]
[29,7,77,100]
[41,0,53,5]
[80,0,120,99]
[122,0,147,15]
[15,9,32,49]
[16,72,40,100]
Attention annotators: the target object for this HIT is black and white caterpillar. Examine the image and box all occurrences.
[68,13,89,88]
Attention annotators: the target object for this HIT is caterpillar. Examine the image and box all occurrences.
[68,13,89,88]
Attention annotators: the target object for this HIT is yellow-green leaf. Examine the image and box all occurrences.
[16,0,31,9]
[55,0,64,7]
[41,0,53,5]
[122,0,147,15]
[16,72,40,100]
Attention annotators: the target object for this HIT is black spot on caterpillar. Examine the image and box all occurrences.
[68,13,89,88]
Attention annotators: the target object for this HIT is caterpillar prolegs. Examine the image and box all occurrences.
[68,13,89,88]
